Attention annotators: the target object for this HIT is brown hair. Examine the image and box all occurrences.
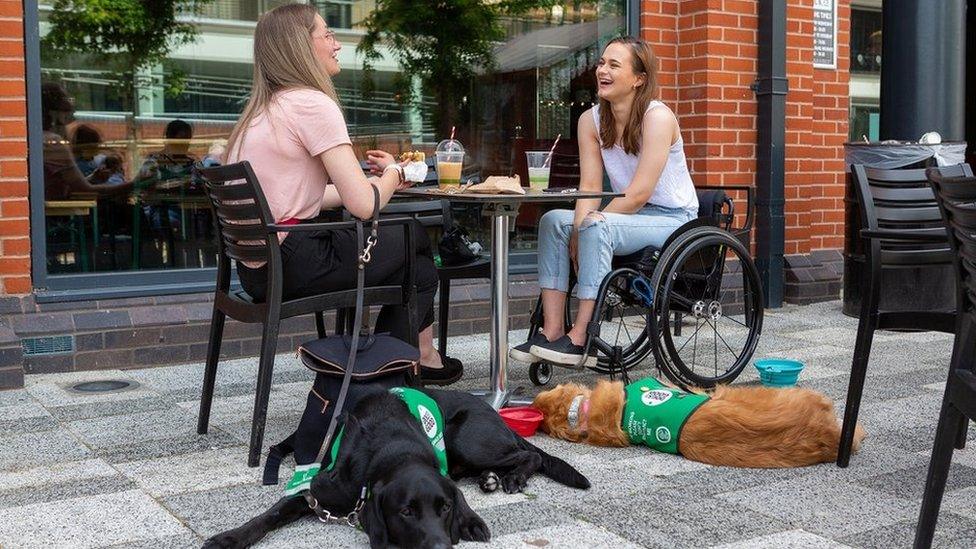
[226,4,339,161]
[598,36,659,155]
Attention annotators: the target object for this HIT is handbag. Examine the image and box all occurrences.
[262,185,421,491]
[438,224,483,266]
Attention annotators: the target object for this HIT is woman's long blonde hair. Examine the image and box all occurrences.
[598,36,659,156]
[225,3,339,161]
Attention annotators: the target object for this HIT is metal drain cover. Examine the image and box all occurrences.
[68,380,138,394]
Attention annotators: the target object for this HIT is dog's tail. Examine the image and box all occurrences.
[516,437,590,489]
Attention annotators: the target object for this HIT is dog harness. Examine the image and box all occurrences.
[284,387,448,496]
[621,377,709,454]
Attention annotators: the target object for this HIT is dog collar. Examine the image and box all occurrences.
[567,395,588,431]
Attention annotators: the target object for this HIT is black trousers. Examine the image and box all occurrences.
[237,220,438,343]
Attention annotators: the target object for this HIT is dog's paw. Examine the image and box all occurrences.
[460,515,491,542]
[501,472,528,494]
[202,533,244,549]
[478,471,499,493]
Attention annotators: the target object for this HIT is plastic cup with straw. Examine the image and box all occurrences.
[526,134,560,191]
[436,126,464,190]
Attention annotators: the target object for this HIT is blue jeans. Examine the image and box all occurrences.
[537,204,697,300]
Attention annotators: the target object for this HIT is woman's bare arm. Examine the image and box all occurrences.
[574,109,605,226]
[318,144,400,219]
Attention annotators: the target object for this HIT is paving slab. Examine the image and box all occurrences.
[712,529,855,549]
[840,512,976,549]
[0,428,91,471]
[0,490,191,548]
[119,446,261,498]
[459,522,645,549]
[67,407,204,449]
[716,474,918,538]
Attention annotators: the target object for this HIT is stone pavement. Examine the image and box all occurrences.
[0,300,974,548]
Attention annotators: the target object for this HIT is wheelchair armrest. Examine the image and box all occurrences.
[859,228,948,243]
[695,184,755,233]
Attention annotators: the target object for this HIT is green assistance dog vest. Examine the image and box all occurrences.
[621,377,709,454]
[284,387,448,496]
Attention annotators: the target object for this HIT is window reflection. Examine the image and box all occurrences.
[37,0,626,276]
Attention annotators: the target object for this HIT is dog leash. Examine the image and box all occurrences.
[302,185,379,523]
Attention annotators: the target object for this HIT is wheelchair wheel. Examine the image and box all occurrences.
[650,227,764,388]
[529,362,553,386]
[587,269,655,376]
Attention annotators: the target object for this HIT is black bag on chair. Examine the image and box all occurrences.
[262,186,420,490]
[438,225,482,266]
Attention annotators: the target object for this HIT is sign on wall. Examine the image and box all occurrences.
[813,0,837,69]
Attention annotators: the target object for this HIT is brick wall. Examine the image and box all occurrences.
[640,0,850,302]
[0,0,28,296]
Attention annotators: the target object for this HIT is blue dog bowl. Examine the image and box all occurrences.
[754,358,805,388]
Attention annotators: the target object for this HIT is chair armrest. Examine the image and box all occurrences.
[267,215,416,233]
[860,228,948,243]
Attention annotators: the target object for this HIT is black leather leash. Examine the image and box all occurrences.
[303,184,380,524]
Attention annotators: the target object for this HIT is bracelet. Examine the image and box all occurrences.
[383,163,405,186]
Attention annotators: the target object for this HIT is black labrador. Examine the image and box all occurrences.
[203,387,590,548]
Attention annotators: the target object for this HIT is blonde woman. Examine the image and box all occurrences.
[228,4,461,384]
[511,36,698,366]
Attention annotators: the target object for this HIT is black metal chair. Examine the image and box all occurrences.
[197,161,417,467]
[384,198,490,358]
[837,163,974,467]
[914,168,976,548]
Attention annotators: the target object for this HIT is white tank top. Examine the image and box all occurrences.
[591,101,697,211]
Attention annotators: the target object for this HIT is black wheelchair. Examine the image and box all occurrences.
[525,186,764,389]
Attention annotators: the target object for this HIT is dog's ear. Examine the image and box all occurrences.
[449,483,489,544]
[361,481,388,549]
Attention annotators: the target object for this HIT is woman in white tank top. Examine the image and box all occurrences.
[511,36,698,367]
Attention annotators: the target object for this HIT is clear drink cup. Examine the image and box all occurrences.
[436,151,464,190]
[525,151,551,190]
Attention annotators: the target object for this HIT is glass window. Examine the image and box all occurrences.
[850,8,882,74]
[34,1,628,282]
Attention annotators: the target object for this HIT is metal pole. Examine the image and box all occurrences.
[880,0,967,141]
[488,206,510,410]
[752,0,788,308]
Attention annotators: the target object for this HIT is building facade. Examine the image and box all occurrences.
[0,0,942,389]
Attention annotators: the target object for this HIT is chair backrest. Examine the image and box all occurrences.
[549,152,581,188]
[851,164,974,267]
[927,169,976,315]
[197,161,277,266]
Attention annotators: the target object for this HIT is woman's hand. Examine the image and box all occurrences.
[365,149,396,175]
[569,228,580,273]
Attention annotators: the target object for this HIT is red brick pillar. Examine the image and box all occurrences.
[641,0,850,304]
[0,0,27,389]
[0,0,29,296]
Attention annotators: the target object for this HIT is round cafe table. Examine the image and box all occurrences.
[397,187,621,409]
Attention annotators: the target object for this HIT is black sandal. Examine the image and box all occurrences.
[420,354,464,386]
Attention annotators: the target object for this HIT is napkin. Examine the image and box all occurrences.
[466,175,525,195]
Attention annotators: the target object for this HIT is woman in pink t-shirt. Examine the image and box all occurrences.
[226,4,460,385]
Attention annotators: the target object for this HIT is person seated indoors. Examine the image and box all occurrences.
[138,119,200,234]
[511,36,698,366]
[71,124,125,186]
[41,83,134,200]
[226,4,463,385]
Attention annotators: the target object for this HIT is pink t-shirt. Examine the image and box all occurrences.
[228,88,351,226]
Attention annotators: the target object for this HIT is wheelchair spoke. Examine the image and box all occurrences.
[708,318,742,360]
[724,315,750,328]
[675,317,705,355]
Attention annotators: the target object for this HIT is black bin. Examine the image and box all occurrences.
[842,141,968,318]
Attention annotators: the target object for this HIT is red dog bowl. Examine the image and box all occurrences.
[499,406,544,437]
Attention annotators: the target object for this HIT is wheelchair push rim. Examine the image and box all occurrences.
[650,227,764,388]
